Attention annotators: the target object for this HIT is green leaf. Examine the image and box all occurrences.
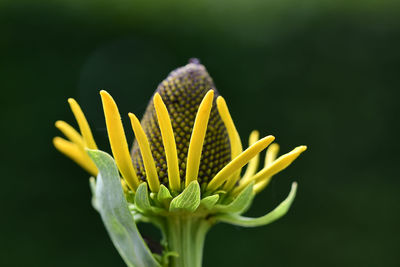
[157,184,173,203]
[89,177,99,211]
[200,194,220,210]
[135,182,152,213]
[216,182,298,227]
[87,149,161,267]
[169,181,201,212]
[214,182,255,214]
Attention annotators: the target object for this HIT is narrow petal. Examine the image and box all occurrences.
[216,96,243,190]
[207,135,275,192]
[253,143,281,194]
[185,90,214,187]
[55,120,85,148]
[223,134,275,191]
[153,93,180,192]
[68,98,98,149]
[240,130,260,183]
[216,96,243,158]
[53,137,98,176]
[253,178,271,194]
[100,90,140,191]
[129,113,160,193]
[234,145,307,195]
[264,143,280,167]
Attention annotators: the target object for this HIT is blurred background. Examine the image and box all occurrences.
[1,0,399,266]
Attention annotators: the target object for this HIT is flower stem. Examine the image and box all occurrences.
[165,215,211,267]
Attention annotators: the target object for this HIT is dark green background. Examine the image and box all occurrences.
[1,0,399,266]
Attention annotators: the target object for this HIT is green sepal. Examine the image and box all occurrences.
[216,182,298,227]
[87,149,161,267]
[200,194,220,210]
[169,181,201,212]
[150,192,157,200]
[157,184,173,203]
[125,191,135,204]
[135,182,152,213]
[214,181,255,214]
[203,189,226,198]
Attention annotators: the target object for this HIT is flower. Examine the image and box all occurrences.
[53,59,307,267]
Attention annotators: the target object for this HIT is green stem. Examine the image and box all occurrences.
[165,215,211,267]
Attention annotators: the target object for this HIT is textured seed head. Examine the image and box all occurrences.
[131,60,231,187]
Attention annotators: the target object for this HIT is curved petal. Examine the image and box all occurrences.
[68,98,98,149]
[207,135,275,192]
[129,113,160,193]
[185,90,214,186]
[100,90,140,191]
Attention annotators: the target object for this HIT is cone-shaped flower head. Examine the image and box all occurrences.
[131,61,231,190]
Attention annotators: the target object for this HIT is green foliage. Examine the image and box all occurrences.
[214,182,255,215]
[89,177,99,211]
[157,184,173,204]
[216,182,297,227]
[200,194,220,210]
[87,149,161,267]
[135,182,152,213]
[169,181,201,212]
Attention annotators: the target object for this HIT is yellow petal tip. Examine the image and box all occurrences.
[296,145,307,153]
[203,90,214,104]
[270,142,280,149]
[52,136,61,145]
[216,95,225,105]
[128,112,137,120]
[100,90,109,96]
[251,129,260,136]
[262,135,275,143]
[154,92,162,101]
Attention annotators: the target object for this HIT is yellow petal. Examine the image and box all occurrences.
[253,177,272,194]
[216,96,243,158]
[120,179,129,194]
[55,120,85,148]
[53,137,98,176]
[216,96,243,191]
[240,130,260,183]
[251,143,280,194]
[67,98,98,149]
[207,135,275,192]
[264,143,280,167]
[129,113,160,193]
[185,90,214,187]
[234,145,307,195]
[100,90,140,191]
[153,93,180,192]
